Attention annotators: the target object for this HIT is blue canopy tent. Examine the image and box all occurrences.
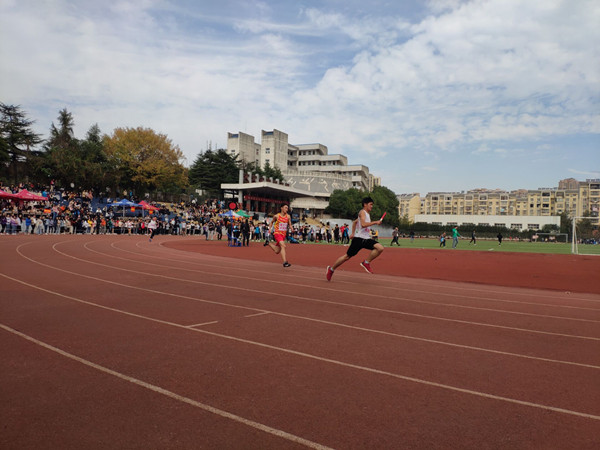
[219,210,241,219]
[109,198,140,217]
[219,210,242,246]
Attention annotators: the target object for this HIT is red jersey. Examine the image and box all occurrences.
[272,213,289,236]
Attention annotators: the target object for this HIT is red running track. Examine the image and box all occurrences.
[1,235,599,449]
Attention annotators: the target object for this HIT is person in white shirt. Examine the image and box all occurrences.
[326,197,384,280]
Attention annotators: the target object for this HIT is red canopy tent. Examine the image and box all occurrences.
[14,189,48,201]
[139,200,159,211]
[138,200,160,216]
[0,190,18,199]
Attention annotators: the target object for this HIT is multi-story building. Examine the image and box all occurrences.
[398,193,421,221]
[578,179,600,219]
[226,131,260,166]
[398,179,600,228]
[228,130,377,192]
[227,129,380,214]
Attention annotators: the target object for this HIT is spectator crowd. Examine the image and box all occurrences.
[1,183,353,244]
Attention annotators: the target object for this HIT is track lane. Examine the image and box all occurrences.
[2,235,600,448]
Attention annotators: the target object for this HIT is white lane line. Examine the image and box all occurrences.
[84,241,600,322]
[119,237,600,304]
[105,240,600,309]
[186,321,219,328]
[43,243,600,340]
[0,324,332,450]
[245,312,271,318]
[12,242,600,354]
[1,277,599,423]
[2,266,598,370]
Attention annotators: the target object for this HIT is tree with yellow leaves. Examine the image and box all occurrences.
[103,127,188,195]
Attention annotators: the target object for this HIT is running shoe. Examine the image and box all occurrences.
[360,261,373,274]
[283,261,291,267]
[326,265,334,281]
[263,239,269,246]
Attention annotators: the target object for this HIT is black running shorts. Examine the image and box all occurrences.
[347,237,377,257]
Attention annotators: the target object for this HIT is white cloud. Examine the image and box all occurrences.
[568,169,600,178]
[0,0,598,194]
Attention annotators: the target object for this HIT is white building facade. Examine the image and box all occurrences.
[226,129,381,214]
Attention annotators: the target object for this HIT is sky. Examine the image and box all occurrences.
[1,0,599,195]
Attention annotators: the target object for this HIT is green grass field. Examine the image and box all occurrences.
[308,237,600,255]
[376,238,600,255]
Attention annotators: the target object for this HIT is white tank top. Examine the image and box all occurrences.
[355,211,371,239]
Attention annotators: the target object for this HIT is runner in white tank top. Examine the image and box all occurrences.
[354,210,372,240]
[326,197,385,280]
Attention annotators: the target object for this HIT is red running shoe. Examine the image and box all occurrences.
[360,261,373,274]
[326,265,334,281]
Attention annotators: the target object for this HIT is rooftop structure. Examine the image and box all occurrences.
[227,129,381,215]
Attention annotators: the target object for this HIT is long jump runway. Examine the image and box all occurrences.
[1,235,599,449]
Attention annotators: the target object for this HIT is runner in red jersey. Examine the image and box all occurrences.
[264,204,292,267]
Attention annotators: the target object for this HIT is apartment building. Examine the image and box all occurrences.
[398,179,600,227]
[398,193,422,221]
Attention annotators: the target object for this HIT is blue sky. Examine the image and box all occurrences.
[1,0,598,194]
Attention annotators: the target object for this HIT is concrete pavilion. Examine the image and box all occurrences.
[221,171,323,217]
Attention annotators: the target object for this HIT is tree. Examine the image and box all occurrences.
[41,108,82,188]
[398,213,412,230]
[325,188,365,219]
[239,160,284,182]
[369,185,400,225]
[326,185,400,224]
[103,127,188,195]
[80,124,111,192]
[541,224,559,233]
[559,211,572,235]
[262,161,284,182]
[188,149,239,198]
[0,103,42,184]
[575,211,594,239]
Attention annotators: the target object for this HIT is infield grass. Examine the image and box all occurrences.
[310,237,600,255]
[377,238,600,255]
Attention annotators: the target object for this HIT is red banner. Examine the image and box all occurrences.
[243,195,287,204]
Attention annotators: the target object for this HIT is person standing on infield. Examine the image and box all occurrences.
[469,230,477,245]
[390,226,400,246]
[452,226,461,249]
[264,204,292,267]
[326,197,384,280]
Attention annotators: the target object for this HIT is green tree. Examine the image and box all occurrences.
[575,211,594,239]
[325,188,365,219]
[559,211,572,235]
[103,127,188,195]
[239,160,284,182]
[0,103,42,184]
[399,213,412,230]
[80,124,111,192]
[42,108,83,188]
[262,161,284,182]
[326,185,399,224]
[188,149,239,198]
[369,185,400,225]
